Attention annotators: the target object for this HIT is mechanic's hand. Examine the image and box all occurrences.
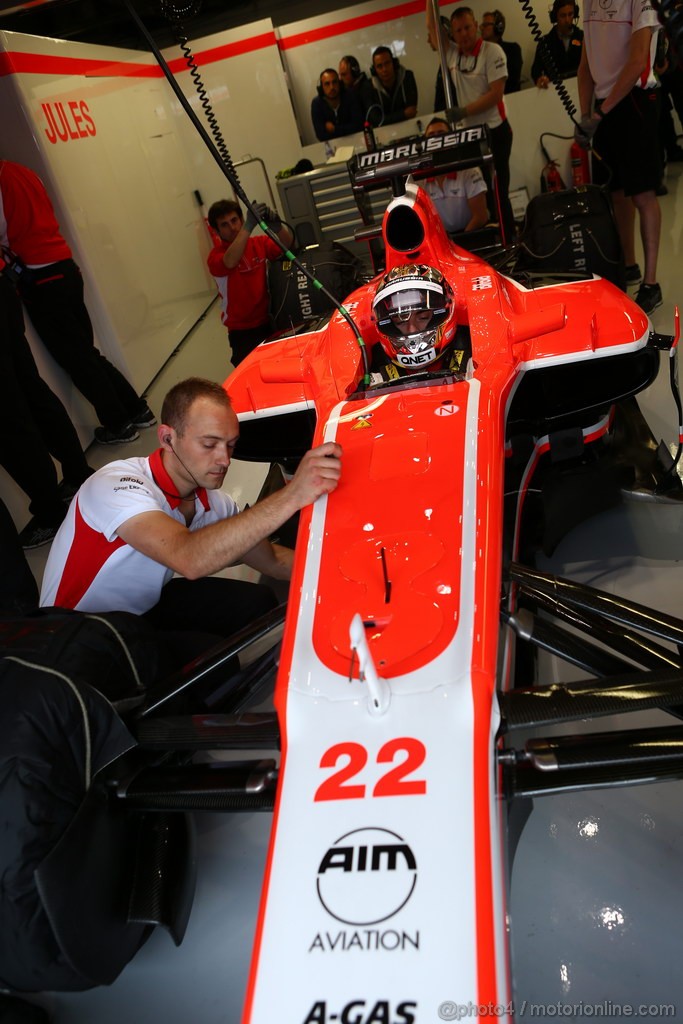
[262,206,283,232]
[245,202,269,233]
[574,115,599,149]
[288,442,342,508]
[445,105,467,124]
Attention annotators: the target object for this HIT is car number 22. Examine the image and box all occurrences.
[314,738,427,802]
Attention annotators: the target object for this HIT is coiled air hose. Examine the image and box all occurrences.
[122,0,371,382]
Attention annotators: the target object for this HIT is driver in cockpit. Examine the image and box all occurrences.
[368,264,471,385]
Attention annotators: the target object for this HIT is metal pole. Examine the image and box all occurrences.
[430,0,456,126]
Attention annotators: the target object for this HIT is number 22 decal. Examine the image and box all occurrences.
[314,738,426,802]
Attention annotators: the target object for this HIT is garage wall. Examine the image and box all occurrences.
[0,2,582,528]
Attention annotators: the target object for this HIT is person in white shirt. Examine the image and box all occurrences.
[422,117,488,234]
[576,0,663,314]
[426,2,514,241]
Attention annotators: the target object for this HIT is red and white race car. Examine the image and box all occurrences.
[222,152,683,1023]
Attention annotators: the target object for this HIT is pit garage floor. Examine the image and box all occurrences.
[17,162,683,1022]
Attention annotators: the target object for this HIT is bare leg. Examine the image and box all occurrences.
[631,189,661,285]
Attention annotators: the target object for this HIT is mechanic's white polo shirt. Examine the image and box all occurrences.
[40,449,238,614]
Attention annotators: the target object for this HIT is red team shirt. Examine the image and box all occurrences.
[207,234,281,330]
[0,160,72,265]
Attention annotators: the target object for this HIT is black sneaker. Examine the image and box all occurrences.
[635,282,663,315]
[131,403,157,428]
[94,423,140,445]
[19,517,61,549]
[624,263,642,286]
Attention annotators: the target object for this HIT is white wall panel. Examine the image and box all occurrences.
[164,20,305,212]
[0,6,583,532]
[0,31,218,527]
[0,30,216,397]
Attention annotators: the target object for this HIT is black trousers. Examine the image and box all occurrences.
[143,575,279,667]
[20,260,144,431]
[489,119,515,244]
[228,321,271,366]
[0,496,38,614]
[0,274,90,523]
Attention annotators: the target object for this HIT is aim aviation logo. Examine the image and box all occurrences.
[316,827,417,926]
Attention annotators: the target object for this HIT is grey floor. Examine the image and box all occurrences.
[16,162,683,1022]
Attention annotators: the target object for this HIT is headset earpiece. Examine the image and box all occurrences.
[493,10,505,36]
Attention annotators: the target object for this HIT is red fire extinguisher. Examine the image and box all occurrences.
[570,140,590,186]
[541,159,566,193]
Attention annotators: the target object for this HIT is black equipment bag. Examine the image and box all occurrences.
[0,609,164,991]
[0,607,162,711]
[516,185,625,290]
[268,240,366,333]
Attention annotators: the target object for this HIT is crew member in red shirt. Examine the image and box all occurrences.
[206,199,293,366]
[0,159,156,446]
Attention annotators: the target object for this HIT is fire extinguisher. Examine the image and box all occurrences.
[570,140,590,186]
[363,120,377,153]
[541,159,566,193]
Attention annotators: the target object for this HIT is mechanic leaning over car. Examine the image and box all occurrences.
[40,376,342,665]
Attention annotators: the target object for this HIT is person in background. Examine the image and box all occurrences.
[206,199,293,366]
[0,263,93,549]
[576,0,663,315]
[655,28,683,167]
[531,0,584,88]
[422,117,489,233]
[0,495,38,611]
[310,68,363,141]
[426,3,515,242]
[369,46,418,124]
[338,55,378,122]
[480,10,523,93]
[0,159,156,446]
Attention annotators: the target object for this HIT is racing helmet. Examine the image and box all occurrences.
[372,265,455,370]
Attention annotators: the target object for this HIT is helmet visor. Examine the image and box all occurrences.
[374,283,447,353]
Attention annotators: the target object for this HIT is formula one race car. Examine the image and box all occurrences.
[219,132,683,1023]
